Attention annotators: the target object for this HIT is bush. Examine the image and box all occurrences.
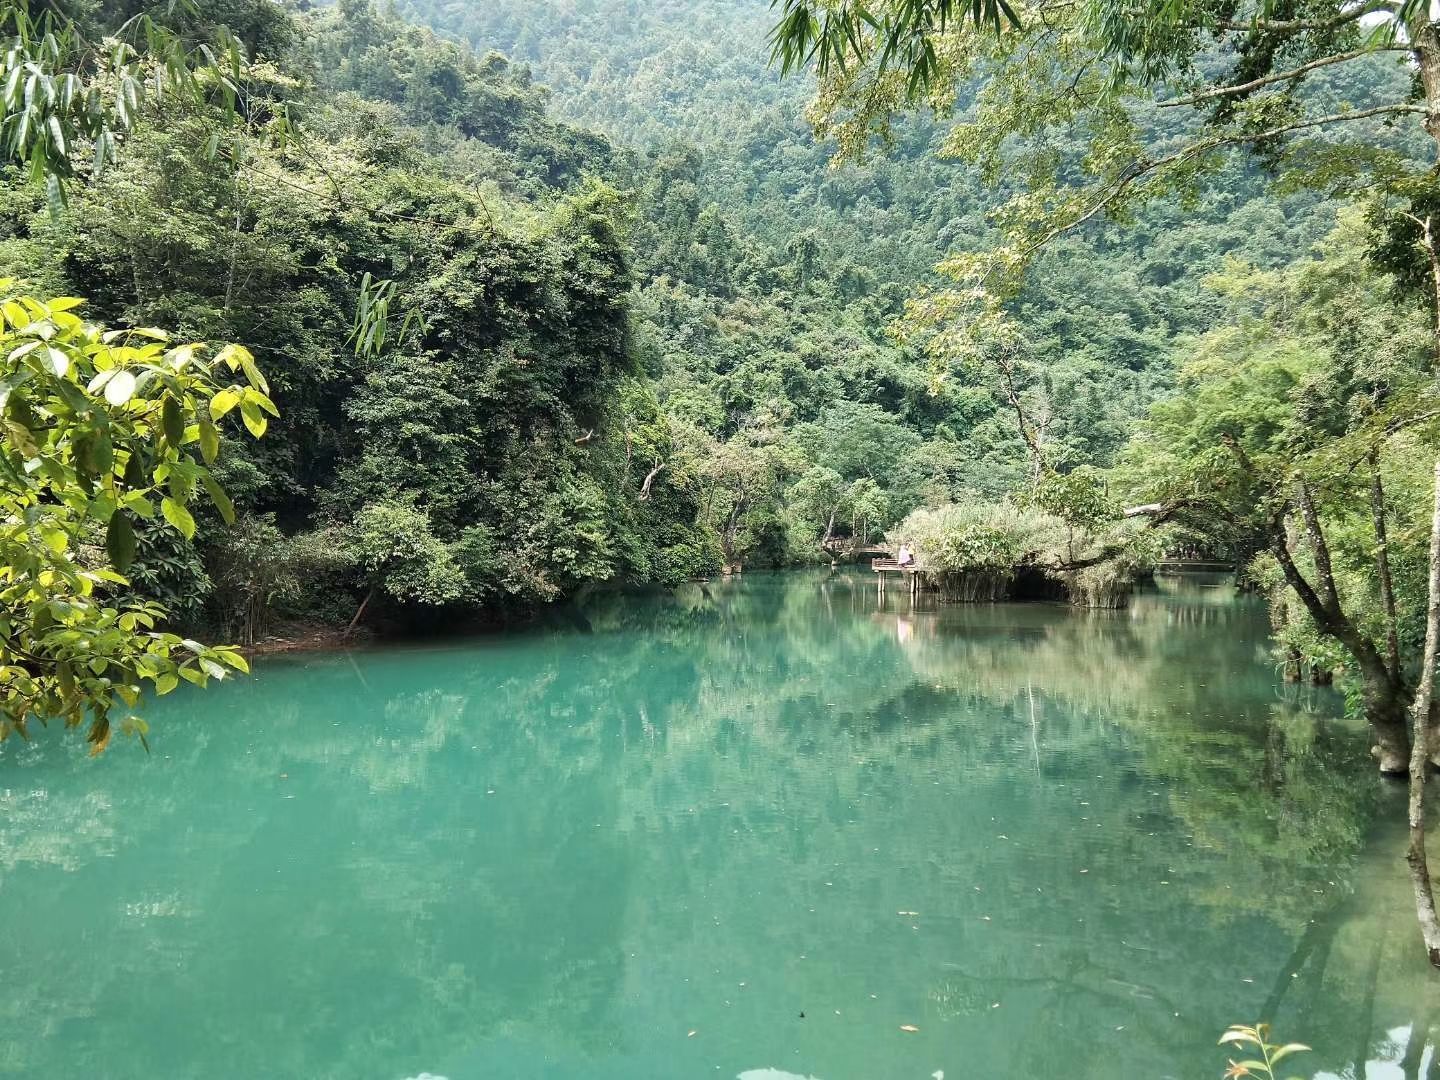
[889,500,1148,607]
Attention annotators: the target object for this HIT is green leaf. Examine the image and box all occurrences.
[197,412,219,463]
[162,395,184,446]
[239,399,267,438]
[200,473,235,525]
[209,387,240,419]
[106,511,136,572]
[161,496,196,540]
[88,491,118,522]
[121,492,156,518]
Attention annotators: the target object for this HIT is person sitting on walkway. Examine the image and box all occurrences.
[897,543,914,567]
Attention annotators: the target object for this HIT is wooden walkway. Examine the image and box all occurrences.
[873,558,922,598]
[822,539,890,559]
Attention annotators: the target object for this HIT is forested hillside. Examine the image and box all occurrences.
[0,0,1418,643]
[0,0,721,641]
[398,0,1398,503]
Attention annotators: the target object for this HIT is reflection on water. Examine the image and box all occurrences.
[0,570,1435,1079]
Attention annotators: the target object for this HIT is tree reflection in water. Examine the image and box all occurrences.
[0,569,1435,1080]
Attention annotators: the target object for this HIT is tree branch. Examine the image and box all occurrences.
[638,462,665,500]
[1159,48,1402,108]
[1212,0,1396,33]
[1297,480,1341,616]
[1011,104,1425,265]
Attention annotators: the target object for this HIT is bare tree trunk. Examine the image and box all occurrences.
[995,349,1046,478]
[1407,455,1440,967]
[1370,447,1403,676]
[346,586,375,636]
[1397,32,1440,966]
[638,462,665,500]
[820,505,837,559]
[224,159,247,312]
[1297,481,1340,614]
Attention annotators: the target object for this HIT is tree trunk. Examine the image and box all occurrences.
[1369,679,1414,776]
[1269,524,1411,772]
[1406,455,1440,967]
[996,348,1047,477]
[346,586,375,636]
[638,462,665,500]
[1297,481,1340,614]
[1400,20,1440,971]
[1370,447,1403,676]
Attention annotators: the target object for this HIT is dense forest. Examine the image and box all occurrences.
[0,0,1400,645]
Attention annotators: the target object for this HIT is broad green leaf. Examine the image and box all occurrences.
[197,413,219,463]
[239,399,267,438]
[161,495,196,540]
[209,387,240,419]
[105,511,136,571]
[121,492,156,518]
[162,395,184,446]
[200,473,235,525]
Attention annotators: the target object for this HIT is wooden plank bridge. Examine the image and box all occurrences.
[822,538,890,559]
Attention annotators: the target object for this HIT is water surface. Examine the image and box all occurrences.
[1,571,1433,1078]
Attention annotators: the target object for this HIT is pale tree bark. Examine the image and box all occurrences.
[1402,19,1440,963]
[1370,448,1403,676]
[345,586,375,636]
[638,462,665,500]
[995,349,1047,479]
[1407,455,1440,967]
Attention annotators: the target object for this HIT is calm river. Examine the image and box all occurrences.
[2,571,1435,1078]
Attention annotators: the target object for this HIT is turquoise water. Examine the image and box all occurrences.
[1,571,1433,1078]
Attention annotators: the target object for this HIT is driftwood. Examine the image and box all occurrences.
[1122,502,1166,517]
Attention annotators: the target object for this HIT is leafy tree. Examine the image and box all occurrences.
[0,290,270,749]
[1116,219,1437,762]
[769,0,1440,743]
[0,0,252,204]
[345,501,463,630]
